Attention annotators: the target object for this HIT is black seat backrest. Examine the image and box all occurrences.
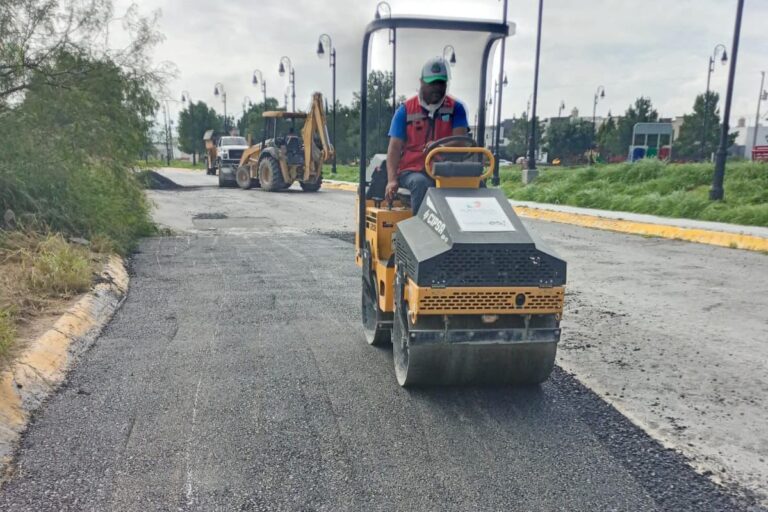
[285,136,303,165]
[432,161,484,178]
[366,159,387,200]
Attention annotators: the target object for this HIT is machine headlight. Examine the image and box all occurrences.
[222,151,229,159]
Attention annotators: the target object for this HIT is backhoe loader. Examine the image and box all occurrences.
[235,92,334,192]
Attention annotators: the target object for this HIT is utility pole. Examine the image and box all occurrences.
[492,0,509,186]
[525,0,544,183]
[710,0,744,201]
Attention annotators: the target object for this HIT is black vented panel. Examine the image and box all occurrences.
[395,238,417,278]
[417,245,565,287]
[228,149,244,161]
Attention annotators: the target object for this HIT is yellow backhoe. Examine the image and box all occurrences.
[235,92,334,192]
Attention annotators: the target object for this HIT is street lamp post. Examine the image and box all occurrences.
[702,44,728,160]
[317,33,337,174]
[278,56,295,112]
[526,0,544,180]
[558,101,565,118]
[376,2,396,112]
[493,76,507,164]
[442,45,457,67]
[492,0,509,186]
[252,69,267,111]
[592,85,605,131]
[214,82,227,132]
[524,95,531,157]
[242,96,252,133]
[180,91,197,164]
[710,0,744,201]
[752,71,767,154]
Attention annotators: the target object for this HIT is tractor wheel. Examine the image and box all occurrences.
[236,166,253,190]
[258,157,285,192]
[300,174,322,192]
[362,277,390,347]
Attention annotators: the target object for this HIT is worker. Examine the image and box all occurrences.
[384,57,469,213]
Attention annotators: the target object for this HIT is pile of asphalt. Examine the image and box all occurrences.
[136,170,181,190]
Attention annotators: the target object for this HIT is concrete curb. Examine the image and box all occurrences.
[322,180,357,192]
[0,256,128,466]
[322,179,768,252]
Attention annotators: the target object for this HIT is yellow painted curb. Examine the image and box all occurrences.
[322,180,768,253]
[514,206,768,252]
[323,181,357,192]
[0,255,128,464]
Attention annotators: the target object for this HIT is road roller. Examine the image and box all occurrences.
[356,14,567,387]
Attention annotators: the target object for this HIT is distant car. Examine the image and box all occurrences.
[498,159,513,167]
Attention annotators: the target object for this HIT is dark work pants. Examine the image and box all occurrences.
[398,171,435,214]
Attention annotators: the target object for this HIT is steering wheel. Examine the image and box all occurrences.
[424,136,478,162]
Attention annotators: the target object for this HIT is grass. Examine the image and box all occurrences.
[326,164,360,183]
[326,160,768,227]
[0,309,14,363]
[138,159,204,170]
[0,232,96,366]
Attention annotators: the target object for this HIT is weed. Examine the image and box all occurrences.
[0,308,15,362]
[24,235,92,297]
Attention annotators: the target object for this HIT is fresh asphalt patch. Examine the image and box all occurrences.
[2,171,764,510]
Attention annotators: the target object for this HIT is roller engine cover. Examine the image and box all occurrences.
[394,188,566,289]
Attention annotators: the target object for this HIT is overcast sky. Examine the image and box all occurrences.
[115,0,768,128]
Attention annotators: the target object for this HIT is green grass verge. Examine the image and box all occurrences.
[326,161,768,227]
[326,164,360,183]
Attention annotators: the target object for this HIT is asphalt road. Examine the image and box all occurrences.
[0,169,764,511]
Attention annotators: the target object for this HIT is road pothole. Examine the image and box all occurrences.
[193,212,228,220]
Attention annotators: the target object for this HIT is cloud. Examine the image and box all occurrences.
[115,0,768,128]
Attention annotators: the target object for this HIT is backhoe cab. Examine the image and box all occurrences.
[356,16,567,387]
[235,92,334,192]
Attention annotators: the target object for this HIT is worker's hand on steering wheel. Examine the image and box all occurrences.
[385,179,399,201]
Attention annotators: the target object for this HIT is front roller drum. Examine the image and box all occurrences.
[392,274,557,387]
[362,277,391,347]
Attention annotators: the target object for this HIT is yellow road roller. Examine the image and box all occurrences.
[355,14,567,387]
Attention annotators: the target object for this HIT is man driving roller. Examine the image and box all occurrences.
[384,56,470,213]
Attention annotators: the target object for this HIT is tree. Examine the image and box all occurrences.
[236,97,280,144]
[597,114,623,160]
[503,114,544,161]
[177,101,223,164]
[614,97,659,153]
[1,0,165,109]
[351,71,394,160]
[675,92,737,160]
[544,118,595,164]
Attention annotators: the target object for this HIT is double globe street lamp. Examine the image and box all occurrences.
[317,33,337,174]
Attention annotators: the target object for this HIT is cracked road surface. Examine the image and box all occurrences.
[0,169,764,511]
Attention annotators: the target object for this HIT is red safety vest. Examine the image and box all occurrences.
[397,95,456,174]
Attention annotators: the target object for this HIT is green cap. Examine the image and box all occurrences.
[421,57,449,84]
